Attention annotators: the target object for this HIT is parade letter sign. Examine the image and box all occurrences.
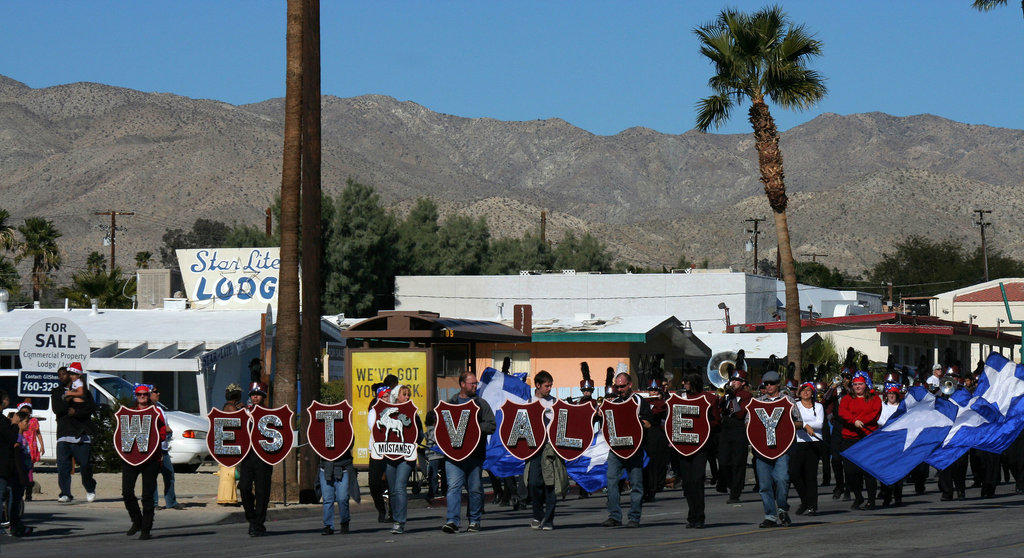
[306,401,354,461]
[433,400,482,462]
[115,405,162,466]
[744,397,797,460]
[547,400,596,462]
[600,398,644,460]
[250,405,295,466]
[206,408,252,467]
[499,400,548,461]
[665,393,712,457]
[371,400,419,461]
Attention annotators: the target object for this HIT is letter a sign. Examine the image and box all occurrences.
[499,400,548,461]
[433,400,482,462]
[115,405,162,466]
[744,397,796,460]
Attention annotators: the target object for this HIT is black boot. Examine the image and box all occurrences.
[25,482,34,502]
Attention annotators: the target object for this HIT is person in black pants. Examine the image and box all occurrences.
[790,382,824,515]
[678,373,721,528]
[239,382,274,536]
[717,367,752,504]
[937,454,969,501]
[122,384,165,540]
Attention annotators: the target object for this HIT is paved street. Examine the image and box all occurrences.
[5,473,1024,557]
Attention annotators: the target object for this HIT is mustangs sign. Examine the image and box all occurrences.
[433,400,482,462]
[250,405,296,466]
[206,408,252,467]
[306,401,354,461]
[114,405,162,466]
[547,400,596,461]
[744,397,797,460]
[371,400,419,461]
[600,397,644,460]
[664,394,713,457]
[498,400,548,461]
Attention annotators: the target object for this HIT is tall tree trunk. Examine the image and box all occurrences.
[274,0,303,501]
[298,0,322,504]
[749,99,802,380]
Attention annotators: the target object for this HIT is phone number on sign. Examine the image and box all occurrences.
[21,380,60,394]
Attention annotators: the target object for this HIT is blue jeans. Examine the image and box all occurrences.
[319,469,350,528]
[606,452,644,522]
[755,453,791,520]
[385,460,414,524]
[445,456,483,526]
[427,458,444,498]
[153,450,178,507]
[57,441,96,499]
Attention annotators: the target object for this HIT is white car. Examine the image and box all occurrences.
[0,370,210,471]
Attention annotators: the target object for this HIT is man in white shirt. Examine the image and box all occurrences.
[925,363,943,390]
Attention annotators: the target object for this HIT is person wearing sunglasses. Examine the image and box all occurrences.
[122,384,167,540]
[748,370,803,528]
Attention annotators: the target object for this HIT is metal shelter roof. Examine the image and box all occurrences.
[341,310,531,344]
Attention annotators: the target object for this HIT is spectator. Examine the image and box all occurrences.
[50,365,97,504]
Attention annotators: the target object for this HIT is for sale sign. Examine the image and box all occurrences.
[18,317,90,373]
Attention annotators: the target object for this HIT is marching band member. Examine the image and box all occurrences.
[525,371,567,531]
[838,367,881,510]
[239,382,274,537]
[680,372,721,528]
[643,378,670,503]
[122,384,166,540]
[601,372,653,528]
[385,384,424,534]
[748,370,803,528]
[877,381,903,507]
[790,381,823,516]
[717,363,752,503]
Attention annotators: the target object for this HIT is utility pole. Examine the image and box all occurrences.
[95,210,134,269]
[265,207,273,239]
[974,209,992,281]
[745,217,765,274]
[540,211,547,243]
[800,253,829,263]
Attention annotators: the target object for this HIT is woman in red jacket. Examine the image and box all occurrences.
[838,370,881,510]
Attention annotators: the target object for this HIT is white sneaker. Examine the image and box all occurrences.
[58,496,71,503]
[86,492,97,503]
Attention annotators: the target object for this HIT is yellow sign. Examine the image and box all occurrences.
[350,350,429,466]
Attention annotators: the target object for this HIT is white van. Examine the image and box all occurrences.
[0,370,210,471]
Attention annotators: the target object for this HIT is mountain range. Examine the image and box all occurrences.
[2,74,1023,285]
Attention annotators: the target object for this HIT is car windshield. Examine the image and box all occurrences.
[93,376,168,410]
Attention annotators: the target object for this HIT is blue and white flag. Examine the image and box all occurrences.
[565,424,612,493]
[478,367,531,478]
[927,352,1024,468]
[842,386,958,485]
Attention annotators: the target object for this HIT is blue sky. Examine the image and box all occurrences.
[1,1,1021,136]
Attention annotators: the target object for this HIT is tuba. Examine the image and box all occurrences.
[706,351,737,389]
[939,375,958,396]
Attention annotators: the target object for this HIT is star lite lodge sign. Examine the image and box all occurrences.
[176,247,281,311]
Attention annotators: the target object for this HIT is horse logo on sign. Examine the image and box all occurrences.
[249,405,295,466]
[547,399,597,462]
[499,400,548,461]
[206,408,252,467]
[306,401,354,461]
[600,397,644,460]
[432,400,482,462]
[371,400,419,461]
[114,405,162,466]
[664,393,712,457]
[744,397,797,460]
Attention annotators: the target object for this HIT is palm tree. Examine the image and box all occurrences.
[0,208,17,251]
[695,6,827,380]
[14,217,63,302]
[972,0,1023,19]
